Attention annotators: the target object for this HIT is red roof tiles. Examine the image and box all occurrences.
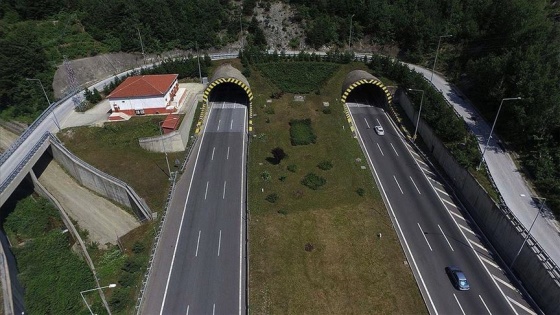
[108,74,178,99]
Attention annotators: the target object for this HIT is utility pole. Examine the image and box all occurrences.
[349,14,355,49]
[137,27,145,63]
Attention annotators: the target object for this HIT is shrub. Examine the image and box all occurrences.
[266,147,287,165]
[322,107,332,114]
[287,164,298,172]
[264,106,275,114]
[261,171,271,181]
[131,241,145,254]
[289,119,316,146]
[266,193,279,203]
[279,175,287,182]
[317,160,333,170]
[356,188,365,196]
[277,209,288,215]
[301,173,326,190]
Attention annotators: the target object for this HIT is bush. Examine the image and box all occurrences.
[261,171,271,181]
[322,107,332,114]
[356,188,365,196]
[289,119,316,146]
[266,147,287,165]
[132,241,145,254]
[279,175,287,182]
[266,193,279,203]
[287,164,298,172]
[256,62,339,93]
[317,160,333,170]
[301,173,326,190]
[277,209,288,215]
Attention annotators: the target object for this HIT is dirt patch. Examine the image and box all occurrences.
[38,161,140,248]
[0,126,19,154]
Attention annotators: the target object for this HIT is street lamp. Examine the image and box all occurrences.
[510,198,545,269]
[430,34,452,83]
[80,283,117,315]
[196,41,202,84]
[477,97,522,170]
[407,88,424,140]
[348,14,355,49]
[26,78,61,131]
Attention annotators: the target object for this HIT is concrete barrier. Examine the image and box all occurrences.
[396,89,560,314]
[49,135,152,221]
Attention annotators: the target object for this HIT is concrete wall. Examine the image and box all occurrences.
[395,89,560,314]
[48,136,152,221]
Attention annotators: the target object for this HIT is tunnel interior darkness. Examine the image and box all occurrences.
[207,82,250,105]
[344,84,387,107]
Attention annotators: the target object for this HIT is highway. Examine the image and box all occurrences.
[141,101,247,314]
[347,101,537,315]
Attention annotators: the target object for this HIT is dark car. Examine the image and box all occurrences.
[445,266,470,291]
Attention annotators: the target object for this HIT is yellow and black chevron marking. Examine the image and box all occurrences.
[202,77,254,104]
[341,79,393,104]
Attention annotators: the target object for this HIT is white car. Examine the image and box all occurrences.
[374,125,385,135]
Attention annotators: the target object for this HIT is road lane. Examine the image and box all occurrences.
[348,103,535,314]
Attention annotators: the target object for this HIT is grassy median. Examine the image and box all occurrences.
[247,62,426,314]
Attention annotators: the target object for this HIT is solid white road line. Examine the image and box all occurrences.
[195,230,201,257]
[205,181,209,200]
[238,106,247,315]
[211,147,215,160]
[186,305,189,315]
[364,117,371,128]
[377,143,384,156]
[507,296,537,315]
[217,119,221,131]
[479,295,492,315]
[227,146,230,160]
[347,105,438,314]
[218,230,222,256]
[223,181,227,199]
[418,223,433,251]
[230,119,233,130]
[160,103,215,315]
[494,275,518,291]
[394,175,404,194]
[410,176,421,194]
[453,294,466,315]
[391,143,399,156]
[438,224,454,251]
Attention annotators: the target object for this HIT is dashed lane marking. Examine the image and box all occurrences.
[453,294,466,315]
[507,296,537,315]
[479,295,492,315]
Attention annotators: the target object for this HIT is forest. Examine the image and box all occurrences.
[0,0,559,211]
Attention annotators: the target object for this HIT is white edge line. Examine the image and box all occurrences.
[438,224,454,251]
[159,103,214,315]
[347,105,438,315]
[239,106,247,315]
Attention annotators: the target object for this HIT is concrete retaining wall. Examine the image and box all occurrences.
[396,89,560,314]
[49,136,152,221]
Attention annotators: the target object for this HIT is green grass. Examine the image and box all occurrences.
[58,116,184,211]
[248,62,426,314]
[256,62,340,93]
[289,118,316,145]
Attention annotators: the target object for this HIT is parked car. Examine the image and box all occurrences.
[445,266,470,290]
[374,125,385,135]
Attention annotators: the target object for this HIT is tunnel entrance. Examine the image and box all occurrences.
[207,82,250,105]
[203,63,253,107]
[341,70,392,107]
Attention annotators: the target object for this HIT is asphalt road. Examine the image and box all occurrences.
[406,64,560,268]
[348,102,537,315]
[141,102,247,315]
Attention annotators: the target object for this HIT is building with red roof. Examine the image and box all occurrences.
[107,74,179,116]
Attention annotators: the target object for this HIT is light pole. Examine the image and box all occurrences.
[408,88,425,140]
[477,97,522,170]
[196,41,202,84]
[80,283,116,315]
[26,78,61,131]
[510,198,545,269]
[239,8,244,51]
[348,14,355,48]
[137,27,145,63]
[159,121,172,180]
[430,34,452,82]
